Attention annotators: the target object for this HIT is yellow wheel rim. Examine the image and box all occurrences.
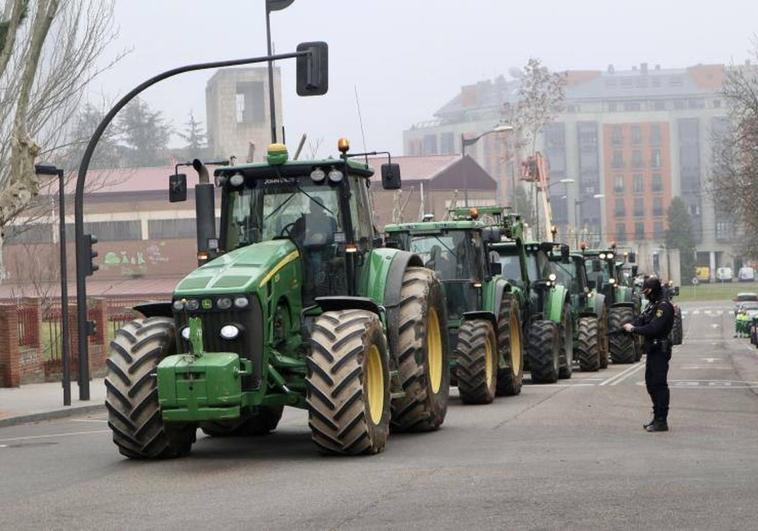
[510,311,521,375]
[427,308,443,394]
[366,345,384,425]
[485,333,494,385]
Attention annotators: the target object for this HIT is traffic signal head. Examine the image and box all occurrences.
[81,233,98,276]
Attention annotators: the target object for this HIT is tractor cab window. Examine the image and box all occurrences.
[496,246,525,287]
[525,253,545,283]
[551,260,576,292]
[348,176,373,248]
[410,230,480,281]
[585,257,610,290]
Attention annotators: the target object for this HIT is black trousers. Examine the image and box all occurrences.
[645,344,671,421]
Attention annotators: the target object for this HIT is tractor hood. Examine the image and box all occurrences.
[174,239,300,296]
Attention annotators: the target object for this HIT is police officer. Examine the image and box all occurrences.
[622,276,675,432]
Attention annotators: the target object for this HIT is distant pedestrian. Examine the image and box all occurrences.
[623,277,675,432]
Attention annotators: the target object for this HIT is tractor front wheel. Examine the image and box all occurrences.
[455,319,498,404]
[390,267,449,432]
[597,306,610,369]
[105,318,195,459]
[609,306,636,364]
[496,295,524,396]
[307,310,390,455]
[576,316,600,372]
[527,320,560,384]
[558,304,573,379]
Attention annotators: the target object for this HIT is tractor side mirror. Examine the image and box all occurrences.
[561,244,570,263]
[296,42,329,96]
[587,280,596,290]
[169,173,187,203]
[628,252,636,263]
[631,265,638,276]
[381,163,402,190]
[482,227,501,244]
[674,286,680,296]
[489,261,502,276]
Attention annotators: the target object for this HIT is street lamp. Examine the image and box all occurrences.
[574,193,605,247]
[265,0,297,143]
[461,124,514,206]
[546,179,575,240]
[34,164,71,407]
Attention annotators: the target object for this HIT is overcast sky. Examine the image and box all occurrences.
[92,0,758,157]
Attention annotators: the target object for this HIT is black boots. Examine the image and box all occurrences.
[645,419,669,432]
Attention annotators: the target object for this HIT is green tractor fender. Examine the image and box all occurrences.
[461,275,509,327]
[133,301,173,318]
[545,284,570,324]
[590,292,606,317]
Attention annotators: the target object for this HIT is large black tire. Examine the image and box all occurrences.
[455,319,498,404]
[496,294,524,396]
[558,304,574,379]
[576,316,600,371]
[390,267,449,432]
[200,406,283,437]
[105,317,195,459]
[307,310,390,455]
[609,306,636,364]
[670,306,683,345]
[527,320,560,384]
[597,305,609,369]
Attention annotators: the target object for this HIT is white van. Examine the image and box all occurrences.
[738,267,755,282]
[716,267,734,282]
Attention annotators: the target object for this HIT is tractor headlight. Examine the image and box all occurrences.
[229,173,244,187]
[185,299,200,311]
[599,253,606,259]
[233,296,249,309]
[609,278,616,285]
[310,168,326,183]
[216,297,232,310]
[220,324,240,340]
[328,169,343,183]
[180,326,191,340]
[548,273,557,282]
[172,300,185,311]
[607,253,614,260]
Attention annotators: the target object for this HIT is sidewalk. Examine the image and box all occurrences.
[0,379,105,427]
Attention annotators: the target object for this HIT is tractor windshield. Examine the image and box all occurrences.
[551,260,575,290]
[409,231,483,282]
[585,257,610,289]
[224,177,343,251]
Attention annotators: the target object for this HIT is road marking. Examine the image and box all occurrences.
[0,429,109,444]
[717,310,724,316]
[611,363,645,385]
[711,324,720,329]
[599,362,642,386]
[0,444,7,448]
[705,310,712,315]
[682,311,689,316]
[69,418,108,423]
[703,358,718,363]
[692,310,700,315]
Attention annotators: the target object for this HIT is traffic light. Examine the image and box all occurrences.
[80,233,98,276]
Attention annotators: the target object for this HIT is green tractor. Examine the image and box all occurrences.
[383,207,523,404]
[580,244,641,363]
[489,215,573,384]
[547,246,609,371]
[105,141,450,458]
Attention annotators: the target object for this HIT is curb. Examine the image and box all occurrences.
[0,403,105,428]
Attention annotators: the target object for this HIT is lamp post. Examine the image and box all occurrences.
[265,0,296,143]
[34,164,71,406]
[574,193,605,247]
[461,124,513,206]
[546,178,574,241]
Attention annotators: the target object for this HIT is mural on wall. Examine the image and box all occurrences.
[101,242,170,277]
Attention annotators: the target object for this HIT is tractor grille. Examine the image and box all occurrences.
[174,295,264,389]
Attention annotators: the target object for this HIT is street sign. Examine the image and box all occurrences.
[692,277,699,285]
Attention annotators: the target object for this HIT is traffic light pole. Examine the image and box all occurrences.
[73,51,306,401]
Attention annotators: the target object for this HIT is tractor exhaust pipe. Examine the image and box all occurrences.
[192,159,217,265]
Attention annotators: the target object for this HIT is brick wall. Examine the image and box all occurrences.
[0,305,21,387]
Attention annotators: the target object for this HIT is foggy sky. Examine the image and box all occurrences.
[93,0,758,158]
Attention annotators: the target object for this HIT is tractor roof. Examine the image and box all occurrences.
[385,220,484,232]
[214,158,374,179]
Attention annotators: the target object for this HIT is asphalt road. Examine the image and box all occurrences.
[2,300,757,530]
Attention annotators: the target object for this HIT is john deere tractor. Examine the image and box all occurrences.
[384,207,523,404]
[490,215,573,384]
[547,246,609,371]
[105,140,450,458]
[581,244,641,363]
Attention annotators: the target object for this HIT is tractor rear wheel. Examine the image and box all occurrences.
[307,310,390,455]
[558,304,574,379]
[496,295,524,396]
[455,319,498,404]
[609,306,636,364]
[576,316,600,371]
[597,305,609,369]
[200,406,283,437]
[390,267,449,432]
[527,320,560,384]
[105,317,195,459]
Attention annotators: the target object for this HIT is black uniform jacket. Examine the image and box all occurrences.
[632,299,675,339]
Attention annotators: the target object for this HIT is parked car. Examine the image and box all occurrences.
[734,292,758,314]
[738,267,755,282]
[695,266,710,283]
[716,267,734,282]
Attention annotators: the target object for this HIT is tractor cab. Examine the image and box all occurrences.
[580,245,625,304]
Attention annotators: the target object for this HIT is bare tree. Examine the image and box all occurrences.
[711,48,758,259]
[0,0,121,279]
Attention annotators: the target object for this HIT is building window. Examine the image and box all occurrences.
[635,222,645,240]
[66,221,141,242]
[624,101,641,112]
[614,175,624,193]
[652,78,662,88]
[634,198,644,217]
[654,222,664,240]
[633,174,643,194]
[148,219,196,240]
[631,126,642,144]
[650,124,662,145]
[608,102,618,112]
[713,99,722,108]
[612,151,624,168]
[614,198,625,217]
[235,81,265,124]
[440,132,455,155]
[651,149,662,168]
[688,99,705,109]
[4,224,53,244]
[653,100,666,111]
[652,197,663,217]
[716,221,732,240]
[674,99,686,110]
[422,134,438,155]
[611,126,623,145]
[632,150,643,168]
[652,173,663,192]
[616,223,626,243]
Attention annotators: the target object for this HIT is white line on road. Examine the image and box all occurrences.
[692,310,700,315]
[69,418,108,423]
[599,362,642,386]
[0,429,110,444]
[611,363,645,385]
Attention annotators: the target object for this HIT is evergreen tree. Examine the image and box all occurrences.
[66,103,121,169]
[665,197,696,284]
[117,97,172,167]
[178,111,207,159]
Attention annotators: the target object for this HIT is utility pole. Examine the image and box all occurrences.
[265,0,296,143]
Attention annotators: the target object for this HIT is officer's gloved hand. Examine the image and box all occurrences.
[623,323,634,333]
